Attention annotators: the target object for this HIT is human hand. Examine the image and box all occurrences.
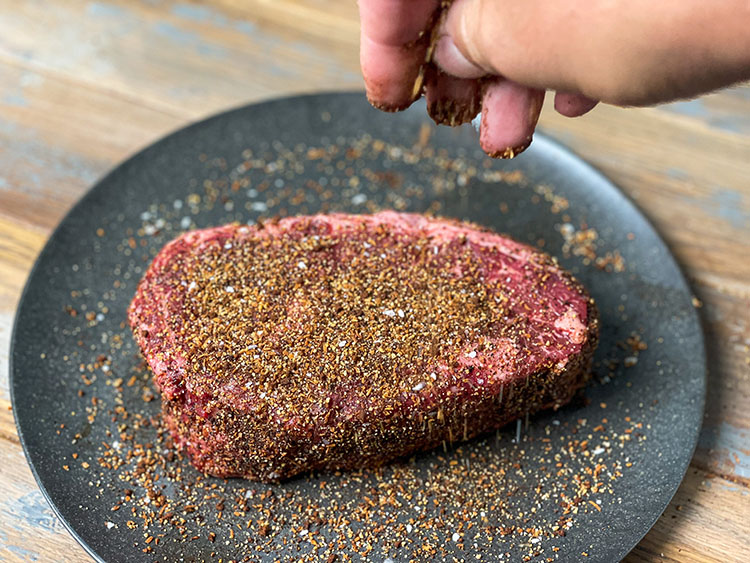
[359,0,750,158]
[358,0,595,158]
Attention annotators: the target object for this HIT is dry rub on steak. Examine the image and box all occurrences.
[129,211,598,481]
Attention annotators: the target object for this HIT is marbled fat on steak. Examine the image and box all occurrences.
[128,211,598,481]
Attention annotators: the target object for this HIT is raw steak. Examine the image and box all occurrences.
[128,211,598,481]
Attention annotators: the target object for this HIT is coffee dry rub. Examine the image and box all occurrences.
[128,211,598,482]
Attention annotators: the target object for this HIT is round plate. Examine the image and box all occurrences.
[11,93,705,562]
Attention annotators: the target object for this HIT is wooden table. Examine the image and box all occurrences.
[0,2,748,561]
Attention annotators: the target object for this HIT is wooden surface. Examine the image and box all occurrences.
[0,1,748,561]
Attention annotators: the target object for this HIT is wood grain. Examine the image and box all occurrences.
[0,1,748,561]
[625,469,750,562]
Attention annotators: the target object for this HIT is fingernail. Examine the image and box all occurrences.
[433,34,486,79]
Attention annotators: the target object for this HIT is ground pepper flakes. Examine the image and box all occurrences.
[48,133,649,561]
[130,212,597,482]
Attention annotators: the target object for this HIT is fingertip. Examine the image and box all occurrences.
[424,66,482,125]
[479,80,544,158]
[358,0,440,111]
[554,92,598,117]
[360,33,425,111]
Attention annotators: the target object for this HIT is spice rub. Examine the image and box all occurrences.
[128,211,598,481]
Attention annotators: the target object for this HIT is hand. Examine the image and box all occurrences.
[359,0,750,158]
[358,0,595,158]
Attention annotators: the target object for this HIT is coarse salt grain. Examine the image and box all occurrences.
[467,350,477,358]
[412,382,425,392]
[225,286,235,293]
[452,533,461,542]
[297,261,307,269]
[383,309,396,318]
[624,356,638,367]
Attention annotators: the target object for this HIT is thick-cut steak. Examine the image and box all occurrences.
[128,211,598,481]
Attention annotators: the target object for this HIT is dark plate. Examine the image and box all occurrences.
[11,93,705,562]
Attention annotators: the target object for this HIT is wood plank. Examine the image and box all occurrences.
[0,217,47,310]
[626,468,750,562]
[0,0,362,121]
[215,0,360,47]
[692,282,750,482]
[538,97,750,289]
[660,85,750,136]
[0,61,183,231]
[0,443,91,563]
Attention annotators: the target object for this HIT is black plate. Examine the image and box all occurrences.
[11,93,705,562]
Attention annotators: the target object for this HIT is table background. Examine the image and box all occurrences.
[0,1,748,561]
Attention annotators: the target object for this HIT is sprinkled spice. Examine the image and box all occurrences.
[129,212,598,482]
[557,224,626,273]
[49,132,647,561]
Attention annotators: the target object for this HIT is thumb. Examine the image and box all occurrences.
[433,0,495,79]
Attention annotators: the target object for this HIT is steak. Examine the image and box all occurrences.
[128,211,598,482]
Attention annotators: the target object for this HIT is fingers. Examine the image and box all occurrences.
[432,0,546,158]
[479,80,545,158]
[358,0,440,111]
[554,92,598,117]
[424,66,482,125]
[359,0,598,159]
[360,35,428,111]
